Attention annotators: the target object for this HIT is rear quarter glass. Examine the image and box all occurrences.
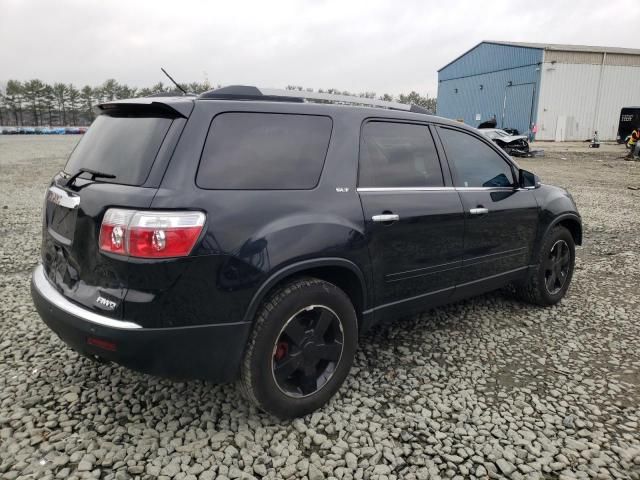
[196,112,332,190]
[64,114,173,186]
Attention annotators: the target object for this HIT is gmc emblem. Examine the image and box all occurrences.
[95,296,118,311]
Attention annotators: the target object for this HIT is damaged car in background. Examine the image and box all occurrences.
[480,128,531,157]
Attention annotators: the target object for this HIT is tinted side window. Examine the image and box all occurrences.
[197,113,332,190]
[359,122,443,188]
[438,128,515,188]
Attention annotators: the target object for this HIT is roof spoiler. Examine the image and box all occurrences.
[97,97,194,118]
[199,85,433,114]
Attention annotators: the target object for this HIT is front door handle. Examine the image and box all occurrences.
[372,214,400,223]
[469,207,489,215]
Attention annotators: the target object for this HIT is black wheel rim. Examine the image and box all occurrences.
[271,305,344,398]
[544,239,571,295]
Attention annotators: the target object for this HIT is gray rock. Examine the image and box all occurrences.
[565,439,588,451]
[312,434,327,445]
[199,471,215,480]
[128,465,145,475]
[496,459,516,475]
[253,464,267,477]
[372,464,391,475]
[77,461,92,472]
[308,463,324,480]
[345,452,358,469]
[62,392,79,403]
[444,454,463,464]
[161,463,181,477]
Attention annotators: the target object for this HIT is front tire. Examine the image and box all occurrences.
[515,225,576,306]
[239,277,358,418]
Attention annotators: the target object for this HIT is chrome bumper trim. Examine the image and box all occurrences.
[32,265,142,330]
[47,185,80,209]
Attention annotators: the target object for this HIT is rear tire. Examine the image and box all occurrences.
[239,277,358,419]
[515,225,575,306]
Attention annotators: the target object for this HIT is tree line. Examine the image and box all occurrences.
[0,79,436,127]
[0,79,214,127]
[284,85,436,112]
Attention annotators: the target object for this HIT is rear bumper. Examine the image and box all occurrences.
[30,264,251,382]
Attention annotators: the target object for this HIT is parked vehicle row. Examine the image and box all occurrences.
[0,126,87,135]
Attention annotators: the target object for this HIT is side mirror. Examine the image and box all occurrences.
[519,169,540,189]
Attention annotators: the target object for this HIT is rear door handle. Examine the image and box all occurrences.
[372,214,400,223]
[469,208,489,215]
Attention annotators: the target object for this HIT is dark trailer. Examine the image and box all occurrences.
[617,107,640,143]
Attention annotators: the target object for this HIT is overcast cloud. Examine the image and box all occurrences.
[1,0,638,97]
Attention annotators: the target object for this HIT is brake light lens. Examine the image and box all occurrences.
[99,209,205,258]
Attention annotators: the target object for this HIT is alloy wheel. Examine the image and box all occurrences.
[544,239,571,295]
[271,305,344,398]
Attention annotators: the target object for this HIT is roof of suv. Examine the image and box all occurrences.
[98,85,474,133]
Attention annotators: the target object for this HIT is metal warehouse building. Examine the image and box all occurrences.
[437,41,640,141]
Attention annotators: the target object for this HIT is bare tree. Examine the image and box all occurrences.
[5,80,24,126]
[0,91,5,125]
[80,85,94,123]
[150,82,168,95]
[52,83,69,125]
[187,81,212,94]
[398,91,436,111]
[42,84,55,125]
[67,84,80,126]
[100,79,119,102]
[23,79,47,126]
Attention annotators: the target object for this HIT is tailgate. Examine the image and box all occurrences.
[42,178,160,319]
[40,102,188,319]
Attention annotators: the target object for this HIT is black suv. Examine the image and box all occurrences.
[31,86,581,418]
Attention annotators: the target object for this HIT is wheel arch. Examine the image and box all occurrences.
[242,258,368,327]
[548,213,582,246]
[557,217,582,246]
[536,212,582,251]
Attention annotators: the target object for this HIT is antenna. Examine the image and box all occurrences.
[160,67,188,95]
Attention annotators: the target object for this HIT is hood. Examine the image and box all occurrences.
[500,135,528,143]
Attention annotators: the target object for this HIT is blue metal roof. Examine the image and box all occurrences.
[439,42,543,81]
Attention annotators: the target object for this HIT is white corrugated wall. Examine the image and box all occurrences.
[535,51,640,141]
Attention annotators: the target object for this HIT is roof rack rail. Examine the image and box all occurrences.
[147,91,198,98]
[199,85,432,114]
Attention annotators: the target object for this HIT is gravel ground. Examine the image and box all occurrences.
[1,136,639,480]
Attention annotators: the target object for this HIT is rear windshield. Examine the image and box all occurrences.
[197,112,332,190]
[65,114,173,186]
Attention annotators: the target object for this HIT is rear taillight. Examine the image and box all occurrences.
[99,209,205,258]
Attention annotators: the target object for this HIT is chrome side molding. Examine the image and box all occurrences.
[357,186,516,193]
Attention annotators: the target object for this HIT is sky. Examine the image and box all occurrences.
[1,0,639,98]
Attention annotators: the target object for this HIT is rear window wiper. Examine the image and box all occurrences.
[66,168,116,187]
